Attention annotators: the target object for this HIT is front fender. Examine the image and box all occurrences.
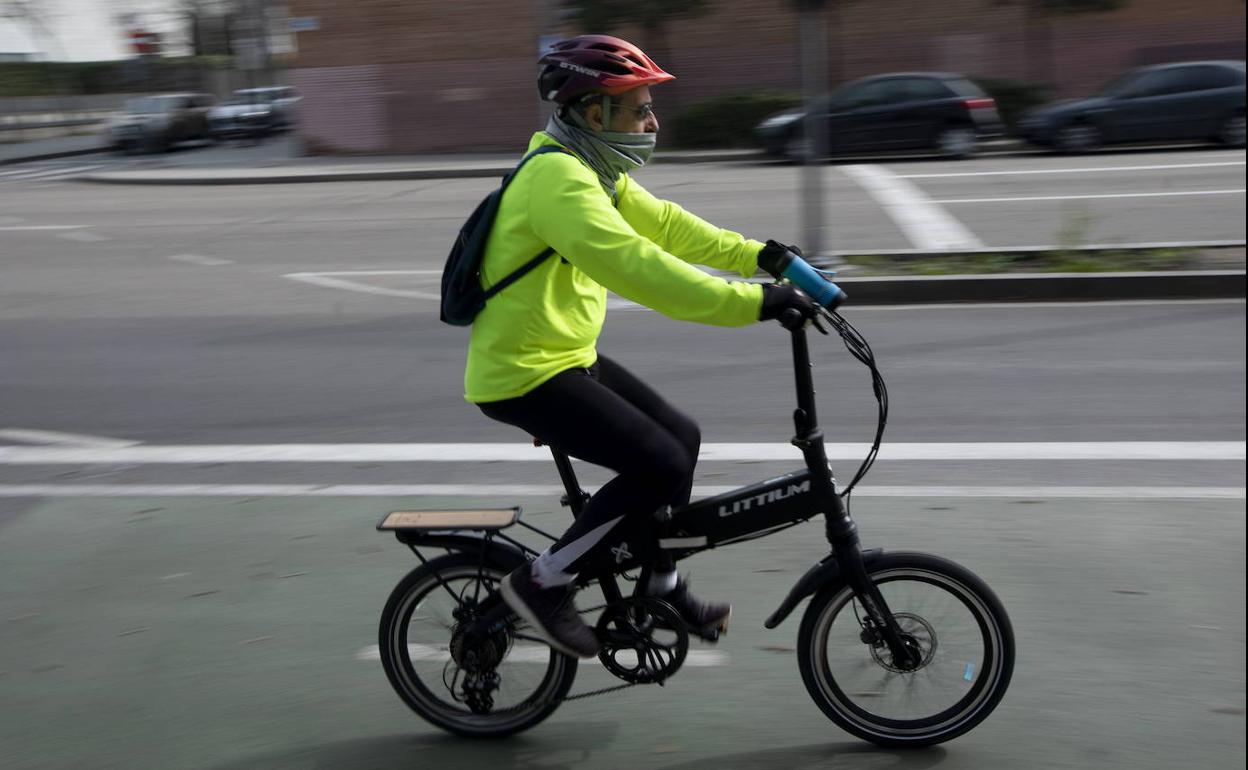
[764,548,883,629]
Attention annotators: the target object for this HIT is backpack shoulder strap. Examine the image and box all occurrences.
[500,144,570,189]
[480,145,570,299]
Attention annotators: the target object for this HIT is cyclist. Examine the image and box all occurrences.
[468,34,815,658]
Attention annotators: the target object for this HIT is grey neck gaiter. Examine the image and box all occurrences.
[543,109,656,200]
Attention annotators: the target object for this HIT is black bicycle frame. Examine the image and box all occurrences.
[460,320,917,668]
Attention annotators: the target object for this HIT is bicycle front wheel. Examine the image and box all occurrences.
[797,551,1014,747]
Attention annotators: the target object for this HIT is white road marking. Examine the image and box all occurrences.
[167,254,234,267]
[0,428,139,447]
[57,230,109,242]
[282,269,645,310]
[284,270,441,300]
[894,161,1247,178]
[10,164,104,182]
[0,485,1241,500]
[935,189,1245,204]
[355,644,730,666]
[0,164,97,182]
[841,164,984,250]
[0,225,88,231]
[0,441,1239,464]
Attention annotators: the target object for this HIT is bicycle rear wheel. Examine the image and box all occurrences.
[797,551,1014,747]
[378,553,578,737]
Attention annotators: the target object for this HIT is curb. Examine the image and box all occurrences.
[834,270,1246,305]
[77,151,769,186]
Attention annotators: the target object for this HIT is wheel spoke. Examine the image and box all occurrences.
[803,560,1012,745]
[380,560,576,735]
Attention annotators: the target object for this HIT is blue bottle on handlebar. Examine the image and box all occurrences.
[772,249,848,311]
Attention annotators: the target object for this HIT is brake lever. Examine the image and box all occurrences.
[810,312,829,335]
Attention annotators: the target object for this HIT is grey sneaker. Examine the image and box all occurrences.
[500,565,600,659]
[661,579,731,639]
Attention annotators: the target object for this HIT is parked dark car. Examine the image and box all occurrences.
[104,93,215,154]
[756,73,1004,160]
[1017,61,1246,152]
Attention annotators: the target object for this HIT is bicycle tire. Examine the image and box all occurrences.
[797,551,1014,747]
[378,552,578,738]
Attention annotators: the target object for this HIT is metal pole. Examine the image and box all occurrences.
[797,0,830,263]
[535,0,552,129]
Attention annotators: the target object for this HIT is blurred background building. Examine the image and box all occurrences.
[1,0,1244,154]
[282,0,1246,154]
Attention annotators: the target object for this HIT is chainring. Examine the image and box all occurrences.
[595,596,689,685]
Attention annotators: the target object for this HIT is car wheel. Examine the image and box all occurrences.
[1217,112,1246,148]
[785,133,813,162]
[1054,121,1101,153]
[936,125,978,159]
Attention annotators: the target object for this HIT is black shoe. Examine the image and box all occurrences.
[500,565,600,659]
[660,579,731,639]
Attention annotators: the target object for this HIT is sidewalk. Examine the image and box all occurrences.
[77,149,768,185]
[0,131,766,180]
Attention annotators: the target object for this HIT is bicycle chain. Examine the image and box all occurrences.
[470,672,637,717]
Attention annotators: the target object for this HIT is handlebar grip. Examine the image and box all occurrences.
[779,250,847,311]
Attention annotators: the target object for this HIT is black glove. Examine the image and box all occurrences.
[759,283,818,322]
[757,240,802,279]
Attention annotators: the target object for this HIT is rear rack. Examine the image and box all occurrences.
[377,508,521,532]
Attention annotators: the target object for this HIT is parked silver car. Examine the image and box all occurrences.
[207,98,276,140]
[105,93,215,154]
[207,86,301,140]
[234,86,301,129]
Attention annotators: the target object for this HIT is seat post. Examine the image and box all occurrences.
[549,448,589,518]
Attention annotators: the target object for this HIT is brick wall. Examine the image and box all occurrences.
[286,0,1245,154]
[291,65,389,153]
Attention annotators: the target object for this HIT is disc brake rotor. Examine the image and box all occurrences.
[869,612,938,673]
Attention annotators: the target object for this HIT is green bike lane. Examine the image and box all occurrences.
[1,494,1243,770]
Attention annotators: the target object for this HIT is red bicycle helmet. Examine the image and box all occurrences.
[538,35,675,105]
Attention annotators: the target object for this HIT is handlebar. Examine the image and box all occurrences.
[772,249,847,312]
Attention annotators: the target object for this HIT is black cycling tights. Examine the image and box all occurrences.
[478,355,699,580]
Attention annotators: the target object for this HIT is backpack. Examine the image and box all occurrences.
[439,145,569,326]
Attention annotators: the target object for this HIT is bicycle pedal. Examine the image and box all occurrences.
[690,622,726,643]
[695,628,720,643]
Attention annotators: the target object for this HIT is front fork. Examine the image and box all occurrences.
[792,400,920,671]
[825,495,921,671]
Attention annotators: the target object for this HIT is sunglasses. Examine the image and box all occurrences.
[610,101,655,120]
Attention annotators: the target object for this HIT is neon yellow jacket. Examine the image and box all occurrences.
[464,132,765,403]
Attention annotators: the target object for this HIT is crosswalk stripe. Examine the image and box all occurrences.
[0,164,105,182]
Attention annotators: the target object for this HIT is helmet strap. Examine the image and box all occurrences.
[599,94,612,132]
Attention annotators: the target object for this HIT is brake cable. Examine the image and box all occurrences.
[816,306,888,501]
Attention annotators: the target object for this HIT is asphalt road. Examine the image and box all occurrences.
[1,159,1245,769]
[1,144,1244,251]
